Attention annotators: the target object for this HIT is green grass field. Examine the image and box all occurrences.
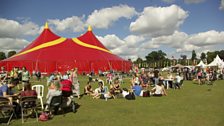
[8,76,224,126]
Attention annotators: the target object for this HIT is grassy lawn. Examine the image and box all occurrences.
[9,76,224,126]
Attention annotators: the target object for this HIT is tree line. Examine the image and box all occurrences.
[0,51,17,60]
[133,50,224,68]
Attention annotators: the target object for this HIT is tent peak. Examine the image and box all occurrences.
[88,25,92,31]
[44,22,49,29]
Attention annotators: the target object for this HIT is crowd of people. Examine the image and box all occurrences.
[1,65,223,123]
[0,67,80,119]
[82,68,170,101]
[191,67,224,85]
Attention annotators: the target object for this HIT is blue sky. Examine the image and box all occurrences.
[0,0,224,60]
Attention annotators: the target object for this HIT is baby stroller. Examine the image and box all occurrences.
[47,94,76,115]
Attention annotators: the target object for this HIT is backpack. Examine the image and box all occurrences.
[125,92,135,100]
[39,112,50,121]
[143,90,150,97]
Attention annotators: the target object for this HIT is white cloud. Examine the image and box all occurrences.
[140,31,198,53]
[187,30,224,46]
[97,34,142,60]
[184,0,205,4]
[0,38,29,52]
[140,40,160,49]
[149,31,189,48]
[176,44,200,52]
[130,5,188,37]
[141,30,224,53]
[0,18,40,38]
[97,34,125,50]
[48,16,85,32]
[220,0,224,10]
[124,35,145,48]
[86,5,137,29]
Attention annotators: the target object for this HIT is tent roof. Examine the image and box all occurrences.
[208,55,224,67]
[196,60,207,67]
[4,23,125,62]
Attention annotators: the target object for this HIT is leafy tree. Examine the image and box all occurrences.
[218,50,224,60]
[134,57,144,67]
[180,55,187,60]
[200,52,206,61]
[180,55,187,65]
[135,57,143,64]
[191,50,197,61]
[7,51,16,58]
[207,51,218,64]
[145,50,167,68]
[0,52,6,60]
[191,50,197,65]
[145,50,166,63]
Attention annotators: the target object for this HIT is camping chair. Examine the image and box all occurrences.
[32,85,44,109]
[0,97,16,125]
[20,96,38,123]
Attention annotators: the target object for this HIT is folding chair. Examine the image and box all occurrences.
[32,85,44,109]
[20,96,38,123]
[0,97,15,125]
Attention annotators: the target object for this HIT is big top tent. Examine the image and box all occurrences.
[0,23,131,74]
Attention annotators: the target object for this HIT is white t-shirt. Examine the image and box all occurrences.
[134,77,140,85]
[104,93,112,98]
[155,85,163,95]
[122,90,129,97]
[176,75,182,83]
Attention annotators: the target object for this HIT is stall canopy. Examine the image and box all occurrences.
[0,23,131,74]
[196,60,207,68]
[208,55,224,68]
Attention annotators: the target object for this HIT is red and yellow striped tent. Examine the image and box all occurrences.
[0,23,131,74]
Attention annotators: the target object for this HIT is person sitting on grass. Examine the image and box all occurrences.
[132,83,142,96]
[112,79,122,95]
[151,80,167,96]
[122,88,135,100]
[140,73,149,89]
[132,73,140,86]
[92,81,105,99]
[93,89,114,100]
[84,81,94,95]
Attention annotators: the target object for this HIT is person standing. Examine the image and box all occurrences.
[21,67,30,91]
[10,67,20,90]
[153,68,159,85]
[60,76,73,106]
[70,68,80,99]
